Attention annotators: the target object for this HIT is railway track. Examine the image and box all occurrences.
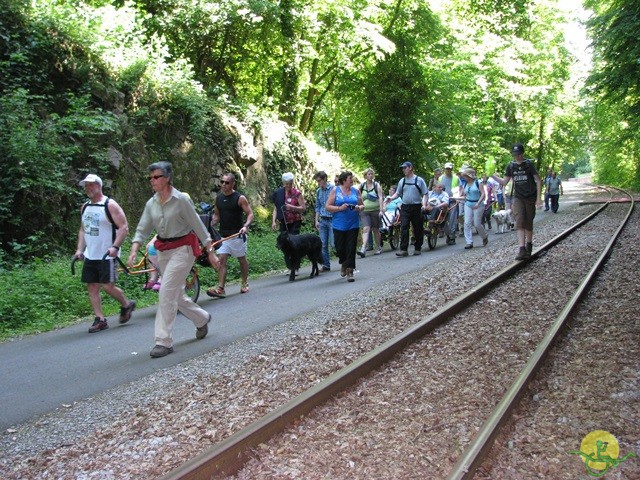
[159,187,635,479]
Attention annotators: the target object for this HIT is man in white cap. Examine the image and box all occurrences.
[74,174,136,333]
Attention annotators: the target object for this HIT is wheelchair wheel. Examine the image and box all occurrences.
[389,226,400,250]
[427,226,438,250]
[185,267,200,302]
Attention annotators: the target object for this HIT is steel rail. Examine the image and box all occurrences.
[447,187,634,479]
[160,189,619,480]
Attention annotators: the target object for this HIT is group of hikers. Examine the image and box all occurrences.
[74,143,563,356]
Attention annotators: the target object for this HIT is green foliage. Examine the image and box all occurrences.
[0,257,90,337]
[364,53,430,186]
[586,0,640,131]
[3,0,635,272]
[0,89,119,260]
[586,0,640,190]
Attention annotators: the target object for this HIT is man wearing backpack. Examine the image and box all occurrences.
[491,144,542,260]
[386,161,428,257]
[74,174,136,333]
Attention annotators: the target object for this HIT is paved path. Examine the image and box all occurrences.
[0,183,589,430]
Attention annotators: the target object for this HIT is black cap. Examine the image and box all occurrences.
[400,161,413,168]
[511,143,525,155]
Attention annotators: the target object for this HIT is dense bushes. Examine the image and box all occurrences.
[0,1,319,266]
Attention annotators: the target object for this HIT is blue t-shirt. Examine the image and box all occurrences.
[332,186,360,231]
[464,179,482,205]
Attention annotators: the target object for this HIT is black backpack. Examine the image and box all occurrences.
[399,176,425,198]
[81,197,117,243]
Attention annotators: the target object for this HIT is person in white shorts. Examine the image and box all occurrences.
[206,173,254,298]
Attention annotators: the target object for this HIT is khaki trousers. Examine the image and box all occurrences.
[155,245,208,347]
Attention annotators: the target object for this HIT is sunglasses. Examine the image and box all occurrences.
[221,180,232,185]
[148,175,165,180]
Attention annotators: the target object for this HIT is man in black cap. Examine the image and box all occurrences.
[491,144,542,260]
[386,162,428,256]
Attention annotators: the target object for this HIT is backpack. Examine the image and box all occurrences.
[360,181,380,202]
[464,179,482,202]
[81,197,117,243]
[400,176,424,198]
[197,202,222,249]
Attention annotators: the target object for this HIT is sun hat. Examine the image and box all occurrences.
[282,172,294,182]
[462,168,477,179]
[400,161,413,168]
[79,174,102,186]
[459,164,469,173]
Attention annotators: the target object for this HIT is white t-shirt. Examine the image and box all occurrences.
[82,196,115,260]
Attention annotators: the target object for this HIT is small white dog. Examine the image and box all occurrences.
[492,209,513,233]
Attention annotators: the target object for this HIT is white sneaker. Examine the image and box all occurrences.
[374,247,383,255]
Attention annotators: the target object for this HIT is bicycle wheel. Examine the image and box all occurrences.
[185,267,200,302]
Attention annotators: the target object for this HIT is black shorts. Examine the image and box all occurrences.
[81,259,118,284]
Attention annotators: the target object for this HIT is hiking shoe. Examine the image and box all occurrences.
[88,317,108,333]
[340,264,347,277]
[150,345,173,358]
[396,251,408,257]
[196,315,211,340]
[357,248,365,258]
[446,237,456,246]
[413,250,421,256]
[465,244,473,250]
[346,268,355,282]
[526,242,533,255]
[483,237,489,247]
[321,266,331,272]
[119,301,136,324]
[240,282,249,294]
[515,247,530,261]
[206,286,226,298]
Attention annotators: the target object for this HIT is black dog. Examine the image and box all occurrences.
[276,231,323,282]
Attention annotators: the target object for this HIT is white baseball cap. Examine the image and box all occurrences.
[282,172,294,182]
[79,174,102,186]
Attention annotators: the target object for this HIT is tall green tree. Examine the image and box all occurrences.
[586,0,640,189]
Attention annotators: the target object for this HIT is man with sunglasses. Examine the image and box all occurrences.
[206,173,254,298]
